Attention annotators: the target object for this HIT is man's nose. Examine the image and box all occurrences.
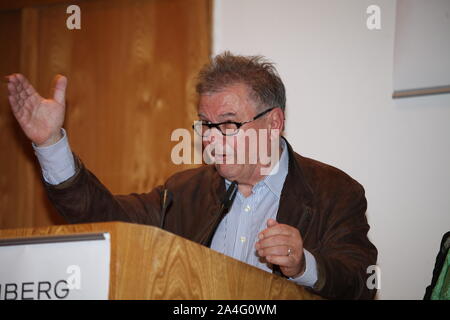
[203,127,222,144]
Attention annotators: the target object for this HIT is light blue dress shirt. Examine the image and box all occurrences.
[210,139,317,287]
[33,130,317,287]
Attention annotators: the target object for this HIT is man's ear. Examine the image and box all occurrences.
[268,107,284,139]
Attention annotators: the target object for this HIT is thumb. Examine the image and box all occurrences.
[267,218,278,228]
[52,74,67,105]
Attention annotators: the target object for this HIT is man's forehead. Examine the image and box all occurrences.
[198,84,254,117]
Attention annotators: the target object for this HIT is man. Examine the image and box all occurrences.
[6,52,377,299]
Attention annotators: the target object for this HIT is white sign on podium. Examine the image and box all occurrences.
[0,233,110,300]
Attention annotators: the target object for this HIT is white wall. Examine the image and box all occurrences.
[394,0,450,90]
[213,0,450,299]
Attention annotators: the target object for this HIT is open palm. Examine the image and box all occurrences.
[6,73,67,147]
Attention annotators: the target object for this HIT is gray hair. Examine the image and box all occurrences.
[196,51,286,113]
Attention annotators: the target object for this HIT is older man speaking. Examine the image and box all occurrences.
[6,52,377,300]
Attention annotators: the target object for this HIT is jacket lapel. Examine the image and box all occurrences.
[276,137,314,238]
[197,168,226,246]
[273,138,314,277]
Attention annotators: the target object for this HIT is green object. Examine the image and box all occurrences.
[431,250,450,300]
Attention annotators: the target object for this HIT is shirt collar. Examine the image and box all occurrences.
[261,138,289,198]
[224,138,289,199]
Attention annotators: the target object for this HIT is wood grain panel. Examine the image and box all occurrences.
[37,0,209,194]
[0,9,64,228]
[0,0,211,229]
[0,10,27,228]
[0,222,322,300]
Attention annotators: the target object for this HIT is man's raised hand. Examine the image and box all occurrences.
[6,73,67,147]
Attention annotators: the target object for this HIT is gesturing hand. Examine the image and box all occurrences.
[6,73,67,147]
[255,218,306,278]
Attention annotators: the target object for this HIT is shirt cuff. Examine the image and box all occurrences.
[289,249,318,288]
[32,128,76,185]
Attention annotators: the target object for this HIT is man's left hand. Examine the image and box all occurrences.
[255,218,306,278]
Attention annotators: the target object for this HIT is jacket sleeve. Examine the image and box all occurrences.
[44,153,163,226]
[309,184,378,300]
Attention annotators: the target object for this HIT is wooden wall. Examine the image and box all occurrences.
[0,0,211,229]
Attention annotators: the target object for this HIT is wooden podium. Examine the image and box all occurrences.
[0,222,321,300]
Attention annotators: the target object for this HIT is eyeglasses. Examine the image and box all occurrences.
[192,107,276,137]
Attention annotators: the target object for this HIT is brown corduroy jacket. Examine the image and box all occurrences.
[44,138,377,300]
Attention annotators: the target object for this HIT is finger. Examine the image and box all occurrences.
[5,74,15,83]
[266,255,294,268]
[16,73,29,88]
[258,245,291,257]
[9,95,20,113]
[52,74,67,105]
[14,75,25,91]
[258,224,293,240]
[13,74,43,106]
[19,89,28,100]
[7,82,17,95]
[267,218,278,228]
[17,97,24,108]
[22,77,38,96]
[7,73,19,84]
[25,85,34,96]
[13,74,32,95]
[15,82,23,94]
[256,234,292,249]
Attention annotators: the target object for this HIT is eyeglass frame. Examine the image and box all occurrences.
[192,107,278,137]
